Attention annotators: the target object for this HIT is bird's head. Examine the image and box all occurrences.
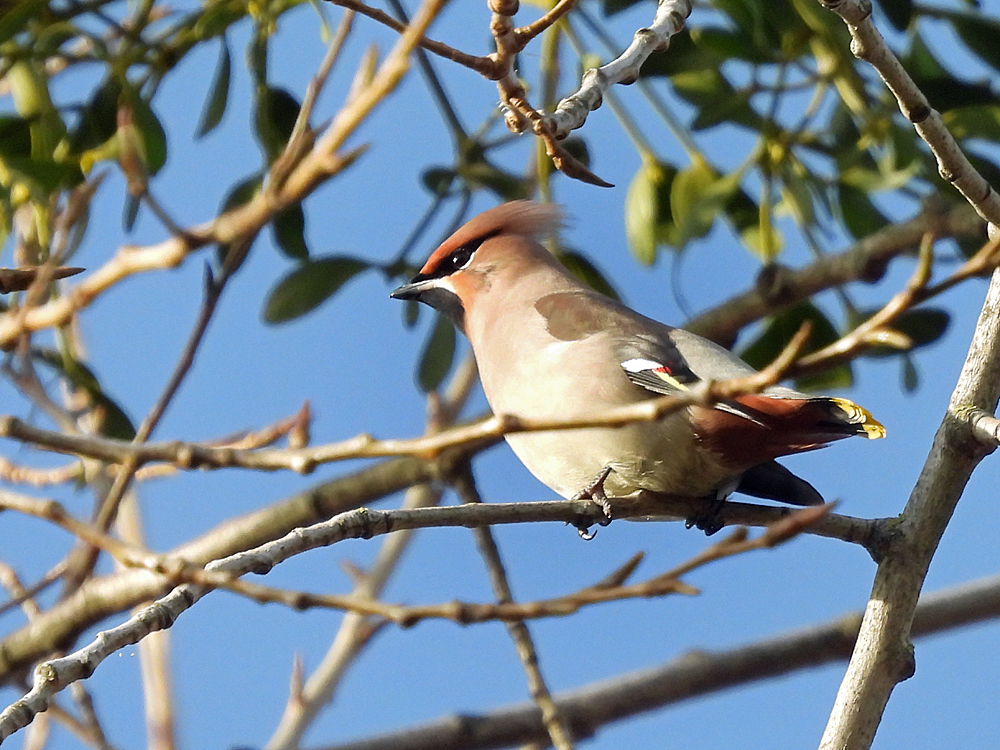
[390,201,563,328]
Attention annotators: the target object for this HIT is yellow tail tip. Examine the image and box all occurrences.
[830,398,886,440]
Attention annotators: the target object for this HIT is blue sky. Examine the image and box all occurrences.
[2,1,1000,748]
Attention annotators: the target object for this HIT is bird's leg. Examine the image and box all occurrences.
[571,466,616,531]
[685,481,737,536]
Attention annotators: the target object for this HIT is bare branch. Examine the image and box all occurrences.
[819,268,1000,747]
[0,346,803,474]
[309,573,1000,750]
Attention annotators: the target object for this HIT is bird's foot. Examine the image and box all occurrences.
[685,492,727,536]
[571,466,615,539]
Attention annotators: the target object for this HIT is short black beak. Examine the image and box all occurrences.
[390,275,431,301]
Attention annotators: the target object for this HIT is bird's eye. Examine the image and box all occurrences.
[448,246,474,271]
[426,229,501,279]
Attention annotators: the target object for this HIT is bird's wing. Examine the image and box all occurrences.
[620,355,767,426]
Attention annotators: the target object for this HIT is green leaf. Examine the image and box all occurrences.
[560,137,591,169]
[0,116,33,158]
[557,250,621,301]
[216,173,263,267]
[4,156,82,194]
[669,160,743,250]
[128,95,167,175]
[33,349,136,439]
[197,36,232,138]
[417,313,456,392]
[901,354,919,393]
[692,27,781,64]
[69,77,121,155]
[459,157,531,200]
[123,194,141,232]
[838,183,889,240]
[0,0,47,44]
[255,87,301,163]
[602,0,646,16]
[625,159,674,265]
[221,172,264,212]
[263,256,369,323]
[943,104,1000,142]
[403,297,420,328]
[944,11,1000,75]
[271,204,309,260]
[640,31,723,77]
[93,392,138,440]
[864,307,951,357]
[740,301,853,391]
[875,0,914,31]
[421,167,456,196]
[670,69,763,131]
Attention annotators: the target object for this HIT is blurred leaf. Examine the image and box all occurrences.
[422,167,456,196]
[0,116,32,157]
[740,222,784,262]
[670,160,717,248]
[901,354,919,393]
[195,2,244,37]
[671,68,763,131]
[693,27,781,64]
[903,31,948,79]
[417,313,456,392]
[460,157,531,200]
[255,87,301,163]
[272,204,309,260]
[838,183,889,240]
[93,392,138,440]
[123,194,140,231]
[216,173,263,266]
[625,159,674,265]
[561,137,590,169]
[263,256,369,323]
[221,173,264,212]
[943,104,1000,142]
[4,156,82,194]
[0,0,47,44]
[557,250,621,301]
[69,77,121,155]
[127,95,167,175]
[640,31,723,77]
[34,349,136,439]
[779,167,816,227]
[403,297,420,327]
[602,0,646,15]
[864,307,951,357]
[669,160,743,250]
[943,11,1000,74]
[197,36,232,137]
[875,0,914,30]
[902,30,996,111]
[740,301,853,391]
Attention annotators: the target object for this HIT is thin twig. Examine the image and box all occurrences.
[455,464,576,750]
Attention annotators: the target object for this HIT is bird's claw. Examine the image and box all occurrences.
[570,466,615,539]
[685,493,727,535]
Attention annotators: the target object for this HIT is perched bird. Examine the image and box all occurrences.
[392,201,884,531]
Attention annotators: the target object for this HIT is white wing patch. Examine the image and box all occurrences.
[620,359,691,394]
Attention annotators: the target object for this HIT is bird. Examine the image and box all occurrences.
[391,201,885,532]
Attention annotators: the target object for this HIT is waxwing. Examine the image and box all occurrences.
[391,201,885,530]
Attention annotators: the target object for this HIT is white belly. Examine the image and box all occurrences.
[503,414,733,499]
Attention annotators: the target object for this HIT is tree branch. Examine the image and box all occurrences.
[817,0,1000,228]
[310,573,1000,750]
[819,267,1000,748]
